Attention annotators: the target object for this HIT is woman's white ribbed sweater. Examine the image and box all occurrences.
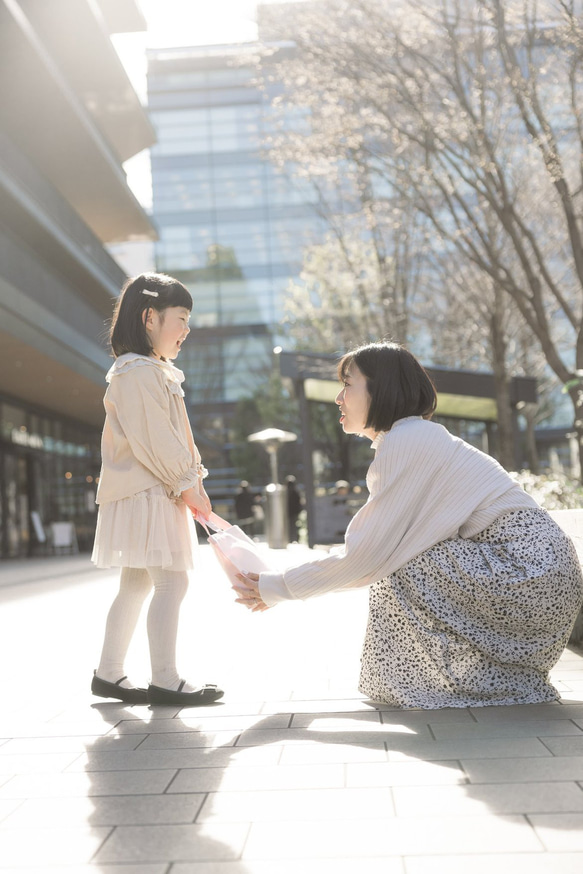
[258,416,538,607]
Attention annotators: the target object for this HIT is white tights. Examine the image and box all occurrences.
[96,566,189,691]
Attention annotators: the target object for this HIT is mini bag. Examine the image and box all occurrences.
[199,512,274,587]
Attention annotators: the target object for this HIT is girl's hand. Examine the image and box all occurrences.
[182,486,212,519]
[234,572,269,612]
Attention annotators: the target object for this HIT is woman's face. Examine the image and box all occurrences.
[335,363,378,441]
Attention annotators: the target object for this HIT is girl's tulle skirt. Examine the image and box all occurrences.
[91,484,199,571]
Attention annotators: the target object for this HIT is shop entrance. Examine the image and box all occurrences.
[1,451,30,558]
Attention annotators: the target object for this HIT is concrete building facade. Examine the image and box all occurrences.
[0,0,156,557]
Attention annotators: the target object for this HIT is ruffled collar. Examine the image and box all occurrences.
[106,353,185,389]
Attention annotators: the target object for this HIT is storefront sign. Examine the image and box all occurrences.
[10,428,44,449]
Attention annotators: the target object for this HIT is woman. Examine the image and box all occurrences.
[234,342,583,709]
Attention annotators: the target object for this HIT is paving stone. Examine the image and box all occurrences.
[346,759,465,787]
[385,708,476,725]
[558,690,583,701]
[95,822,249,863]
[430,719,583,740]
[172,861,403,873]
[242,814,542,858]
[138,730,240,750]
[115,714,290,733]
[0,734,148,754]
[549,666,583,674]
[169,763,345,794]
[171,702,265,718]
[392,781,583,815]
[289,685,362,700]
[238,726,394,748]
[539,735,583,755]
[197,786,395,823]
[290,715,433,743]
[88,703,177,721]
[68,744,281,772]
[0,798,23,824]
[290,709,382,725]
[2,792,205,827]
[279,742,388,764]
[0,752,83,774]
[0,825,112,866]
[384,737,551,761]
[0,721,116,739]
[260,698,377,714]
[49,704,147,724]
[469,703,583,723]
[0,866,168,874]
[529,813,583,850]
[404,852,583,873]
[0,768,175,798]
[463,756,583,783]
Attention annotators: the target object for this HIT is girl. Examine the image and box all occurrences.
[91,272,223,707]
[235,342,583,709]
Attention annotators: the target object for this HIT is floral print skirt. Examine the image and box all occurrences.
[359,508,583,709]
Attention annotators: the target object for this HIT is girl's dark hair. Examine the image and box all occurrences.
[338,342,437,432]
[109,272,192,358]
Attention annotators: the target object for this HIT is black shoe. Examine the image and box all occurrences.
[147,680,224,707]
[91,671,148,705]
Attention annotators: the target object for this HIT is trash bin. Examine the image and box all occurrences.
[264,483,289,549]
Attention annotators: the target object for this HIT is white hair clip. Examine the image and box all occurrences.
[142,289,159,297]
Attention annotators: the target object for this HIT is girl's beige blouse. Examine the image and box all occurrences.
[95,354,207,505]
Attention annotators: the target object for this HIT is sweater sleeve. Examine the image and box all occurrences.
[107,365,199,495]
[259,419,531,607]
[259,427,448,606]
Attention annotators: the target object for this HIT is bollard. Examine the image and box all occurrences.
[264,483,289,549]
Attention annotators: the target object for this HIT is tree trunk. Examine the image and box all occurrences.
[489,292,516,471]
[522,405,540,474]
[568,385,583,484]
[493,370,516,471]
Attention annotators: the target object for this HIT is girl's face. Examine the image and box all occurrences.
[335,363,378,441]
[146,306,191,360]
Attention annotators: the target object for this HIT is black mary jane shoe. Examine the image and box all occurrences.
[147,680,224,707]
[91,671,148,705]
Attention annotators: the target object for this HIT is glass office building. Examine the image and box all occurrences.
[147,43,324,486]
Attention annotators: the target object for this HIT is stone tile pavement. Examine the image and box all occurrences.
[0,543,582,872]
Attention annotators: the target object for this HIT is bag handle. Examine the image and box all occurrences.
[196,511,231,535]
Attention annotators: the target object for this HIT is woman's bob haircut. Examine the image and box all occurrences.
[338,342,437,432]
[110,272,192,359]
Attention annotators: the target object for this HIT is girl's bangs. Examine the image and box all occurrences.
[164,283,193,311]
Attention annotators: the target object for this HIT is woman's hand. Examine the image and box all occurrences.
[233,572,269,612]
[182,485,212,519]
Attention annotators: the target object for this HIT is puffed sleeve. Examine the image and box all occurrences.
[107,364,201,495]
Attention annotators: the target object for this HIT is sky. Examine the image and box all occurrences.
[113,0,261,100]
